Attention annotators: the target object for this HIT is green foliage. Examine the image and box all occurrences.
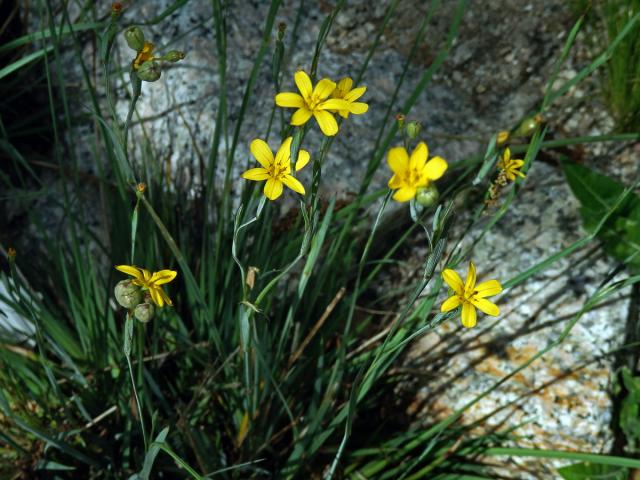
[619,367,640,453]
[558,461,629,480]
[563,163,640,270]
[574,0,640,131]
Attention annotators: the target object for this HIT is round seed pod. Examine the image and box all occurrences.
[136,61,161,82]
[114,280,142,309]
[416,184,439,207]
[133,302,155,323]
[124,26,145,52]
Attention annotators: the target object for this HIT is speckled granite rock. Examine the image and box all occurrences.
[401,154,632,477]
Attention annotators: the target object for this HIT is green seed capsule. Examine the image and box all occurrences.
[134,302,155,323]
[406,121,421,139]
[514,114,542,137]
[416,184,439,207]
[114,280,142,309]
[136,60,161,82]
[124,26,145,52]
[162,50,185,63]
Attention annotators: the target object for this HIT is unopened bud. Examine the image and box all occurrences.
[111,2,122,16]
[124,27,145,52]
[416,184,439,207]
[162,50,185,63]
[136,182,146,194]
[7,247,16,261]
[136,61,161,82]
[114,280,142,309]
[395,113,405,129]
[134,302,155,323]
[277,22,286,41]
[496,130,510,146]
[514,115,542,137]
[406,121,421,139]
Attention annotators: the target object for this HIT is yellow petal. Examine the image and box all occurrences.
[441,295,461,313]
[242,168,270,181]
[294,70,313,100]
[392,187,416,202]
[157,288,173,306]
[470,297,499,316]
[442,268,464,295]
[503,147,511,162]
[275,137,293,166]
[475,279,502,298]
[424,156,448,181]
[264,178,283,200]
[275,92,305,108]
[461,302,477,328]
[511,159,525,168]
[291,108,313,126]
[141,269,152,282]
[149,287,164,307]
[348,102,368,114]
[465,262,476,292]
[336,77,353,95]
[296,149,310,171]
[338,109,350,119]
[250,139,273,169]
[345,86,366,102]
[281,174,305,195]
[387,147,409,174]
[150,269,177,285]
[313,110,338,136]
[115,265,143,281]
[318,98,350,111]
[409,142,428,171]
[388,174,402,189]
[313,78,336,99]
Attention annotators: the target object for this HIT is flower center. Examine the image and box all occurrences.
[403,168,424,187]
[306,93,323,110]
[269,161,288,179]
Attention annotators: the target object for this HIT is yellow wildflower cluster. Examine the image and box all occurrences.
[275,71,368,137]
[242,70,368,201]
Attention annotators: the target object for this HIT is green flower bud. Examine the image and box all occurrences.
[161,50,185,62]
[136,61,161,82]
[395,113,405,129]
[124,26,145,52]
[134,302,155,323]
[406,121,421,139]
[514,114,542,137]
[114,280,142,309]
[277,22,287,41]
[416,184,439,207]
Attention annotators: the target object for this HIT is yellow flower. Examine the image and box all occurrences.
[330,77,369,119]
[387,142,447,202]
[115,265,177,307]
[133,42,155,70]
[241,136,310,201]
[498,147,525,181]
[440,262,502,328]
[275,71,349,136]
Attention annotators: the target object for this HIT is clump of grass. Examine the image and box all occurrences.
[1,1,640,479]
[574,0,640,131]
